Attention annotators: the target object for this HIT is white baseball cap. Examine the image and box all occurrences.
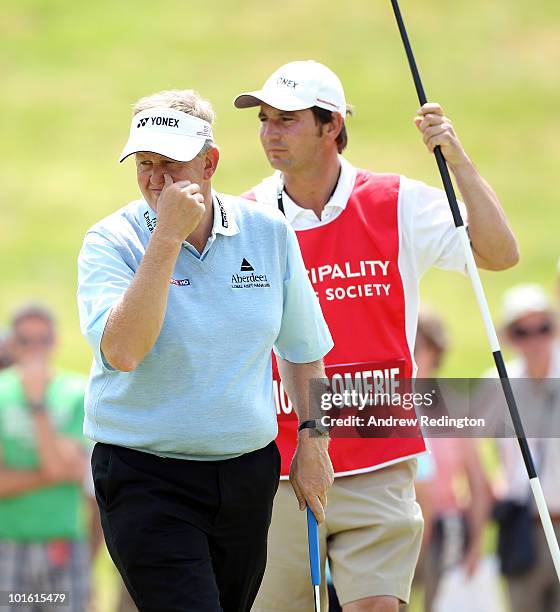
[234,60,347,116]
[119,107,213,163]
[501,283,553,328]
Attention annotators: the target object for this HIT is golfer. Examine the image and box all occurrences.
[77,89,334,612]
[234,60,519,611]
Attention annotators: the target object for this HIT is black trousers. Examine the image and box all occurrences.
[91,441,280,612]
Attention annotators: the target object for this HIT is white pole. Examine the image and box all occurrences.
[389,0,560,579]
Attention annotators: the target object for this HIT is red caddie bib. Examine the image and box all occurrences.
[272,171,426,477]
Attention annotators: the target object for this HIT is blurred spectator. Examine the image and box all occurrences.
[557,258,560,300]
[0,328,14,370]
[414,309,492,612]
[490,284,560,612]
[82,449,107,612]
[0,304,92,612]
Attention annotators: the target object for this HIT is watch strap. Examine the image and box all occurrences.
[298,419,329,436]
[298,419,316,432]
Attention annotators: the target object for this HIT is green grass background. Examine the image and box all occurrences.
[1,1,559,609]
[2,0,559,375]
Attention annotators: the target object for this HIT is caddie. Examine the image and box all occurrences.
[77,88,334,612]
[234,60,519,611]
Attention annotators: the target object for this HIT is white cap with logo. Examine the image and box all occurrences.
[501,283,554,328]
[119,107,213,163]
[234,60,347,116]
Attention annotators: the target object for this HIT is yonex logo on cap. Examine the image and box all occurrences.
[276,77,298,90]
[233,61,347,117]
[120,108,214,163]
[137,116,180,129]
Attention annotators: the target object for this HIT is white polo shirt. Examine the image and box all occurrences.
[77,192,333,460]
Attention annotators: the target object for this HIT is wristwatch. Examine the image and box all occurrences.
[298,419,330,437]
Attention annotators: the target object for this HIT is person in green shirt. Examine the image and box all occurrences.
[0,304,91,612]
[0,329,13,370]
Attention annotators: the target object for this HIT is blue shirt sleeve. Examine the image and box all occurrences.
[77,231,134,370]
[273,224,333,363]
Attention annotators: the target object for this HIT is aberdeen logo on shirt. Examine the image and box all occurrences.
[231,259,270,289]
[240,258,254,271]
[170,278,190,286]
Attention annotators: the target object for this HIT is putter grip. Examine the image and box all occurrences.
[307,507,321,586]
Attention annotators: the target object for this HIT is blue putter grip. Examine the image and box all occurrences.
[306,507,321,586]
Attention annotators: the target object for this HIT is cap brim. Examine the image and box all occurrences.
[119,132,206,163]
[234,89,313,111]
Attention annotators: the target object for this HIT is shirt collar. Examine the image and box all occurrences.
[211,190,239,237]
[139,190,239,239]
[278,155,357,225]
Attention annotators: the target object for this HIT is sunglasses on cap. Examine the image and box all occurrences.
[509,321,554,339]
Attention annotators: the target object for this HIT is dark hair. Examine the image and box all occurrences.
[311,106,353,153]
[11,303,56,331]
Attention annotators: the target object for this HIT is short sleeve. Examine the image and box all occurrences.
[77,232,134,370]
[402,177,468,276]
[273,225,333,363]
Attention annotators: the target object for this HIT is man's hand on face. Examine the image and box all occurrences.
[155,173,206,243]
[19,356,51,405]
[289,432,334,524]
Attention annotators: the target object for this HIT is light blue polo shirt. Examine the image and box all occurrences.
[77,192,333,460]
